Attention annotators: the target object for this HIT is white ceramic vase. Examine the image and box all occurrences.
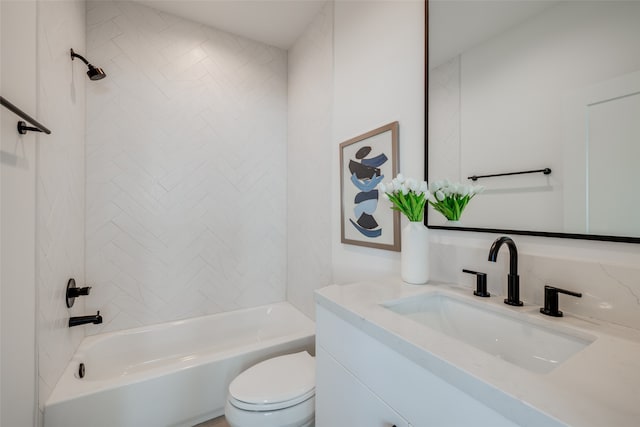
[401,221,429,284]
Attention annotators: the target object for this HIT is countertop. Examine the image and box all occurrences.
[314,279,640,427]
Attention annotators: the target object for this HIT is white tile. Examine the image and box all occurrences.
[86,1,287,334]
[37,0,87,410]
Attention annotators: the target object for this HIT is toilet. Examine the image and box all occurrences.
[224,351,315,427]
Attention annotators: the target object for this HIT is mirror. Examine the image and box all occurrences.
[426,0,640,243]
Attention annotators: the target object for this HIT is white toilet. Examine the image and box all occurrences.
[224,351,315,427]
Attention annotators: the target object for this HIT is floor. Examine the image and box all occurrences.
[194,416,229,427]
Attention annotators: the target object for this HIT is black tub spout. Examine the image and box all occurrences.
[69,311,102,327]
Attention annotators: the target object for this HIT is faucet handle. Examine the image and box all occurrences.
[540,285,582,317]
[66,278,93,308]
[462,269,490,297]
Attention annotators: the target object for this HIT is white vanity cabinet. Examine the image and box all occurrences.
[315,304,519,427]
[316,346,409,427]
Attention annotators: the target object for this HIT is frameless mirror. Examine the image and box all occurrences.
[426,0,640,243]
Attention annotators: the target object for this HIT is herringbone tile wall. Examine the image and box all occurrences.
[36,0,87,412]
[85,1,288,334]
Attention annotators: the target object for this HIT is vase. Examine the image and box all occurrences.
[446,220,462,226]
[401,221,429,284]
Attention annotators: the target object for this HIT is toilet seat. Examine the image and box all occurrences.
[228,351,315,412]
[228,389,315,411]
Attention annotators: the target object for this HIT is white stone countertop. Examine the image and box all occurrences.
[314,279,640,427]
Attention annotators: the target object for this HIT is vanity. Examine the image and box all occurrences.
[314,280,640,426]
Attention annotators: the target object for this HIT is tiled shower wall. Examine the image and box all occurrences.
[85,1,287,333]
[36,0,86,415]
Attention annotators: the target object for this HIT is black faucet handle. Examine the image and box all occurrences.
[540,285,582,317]
[68,286,91,297]
[462,269,490,297]
[66,278,93,308]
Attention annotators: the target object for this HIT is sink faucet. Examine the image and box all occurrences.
[69,311,103,327]
[488,236,523,306]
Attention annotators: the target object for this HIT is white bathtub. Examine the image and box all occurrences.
[44,302,315,427]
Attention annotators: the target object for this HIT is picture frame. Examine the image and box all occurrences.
[340,121,400,251]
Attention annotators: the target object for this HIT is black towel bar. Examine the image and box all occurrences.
[0,95,51,135]
[468,168,551,181]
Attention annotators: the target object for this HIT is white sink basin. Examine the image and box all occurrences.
[383,293,594,374]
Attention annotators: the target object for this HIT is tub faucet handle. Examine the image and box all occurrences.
[66,278,93,308]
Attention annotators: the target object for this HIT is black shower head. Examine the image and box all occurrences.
[86,64,106,81]
[70,48,106,81]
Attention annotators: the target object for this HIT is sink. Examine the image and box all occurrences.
[383,293,594,374]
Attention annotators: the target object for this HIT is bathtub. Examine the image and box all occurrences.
[44,302,315,427]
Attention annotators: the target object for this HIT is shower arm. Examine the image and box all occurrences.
[70,48,90,65]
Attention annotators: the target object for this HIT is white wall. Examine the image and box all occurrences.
[332,0,425,283]
[36,0,87,418]
[1,2,37,425]
[85,1,288,333]
[287,2,334,319]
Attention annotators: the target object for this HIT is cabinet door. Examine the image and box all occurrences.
[316,347,409,427]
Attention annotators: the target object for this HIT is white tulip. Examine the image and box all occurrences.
[460,185,470,197]
[406,178,418,192]
[396,173,405,183]
[377,182,387,193]
[401,183,409,195]
[393,180,402,191]
[430,180,442,192]
[436,190,445,201]
[419,181,429,193]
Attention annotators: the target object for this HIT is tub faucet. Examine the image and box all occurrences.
[69,311,102,327]
[488,236,523,306]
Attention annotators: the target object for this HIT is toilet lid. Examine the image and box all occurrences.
[229,351,315,411]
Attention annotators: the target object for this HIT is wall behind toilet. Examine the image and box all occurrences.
[287,2,334,319]
[85,1,288,333]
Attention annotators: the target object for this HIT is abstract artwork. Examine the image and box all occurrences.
[340,122,400,251]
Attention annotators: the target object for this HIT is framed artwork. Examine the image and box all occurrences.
[340,121,400,251]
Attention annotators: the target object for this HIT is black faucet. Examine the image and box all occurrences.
[69,311,102,327]
[488,236,523,306]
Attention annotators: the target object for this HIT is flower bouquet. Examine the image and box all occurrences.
[428,179,484,221]
[377,174,429,222]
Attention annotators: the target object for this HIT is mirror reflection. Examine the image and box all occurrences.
[427,0,640,240]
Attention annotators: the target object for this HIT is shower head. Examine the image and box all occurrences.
[86,64,106,81]
[70,48,106,80]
